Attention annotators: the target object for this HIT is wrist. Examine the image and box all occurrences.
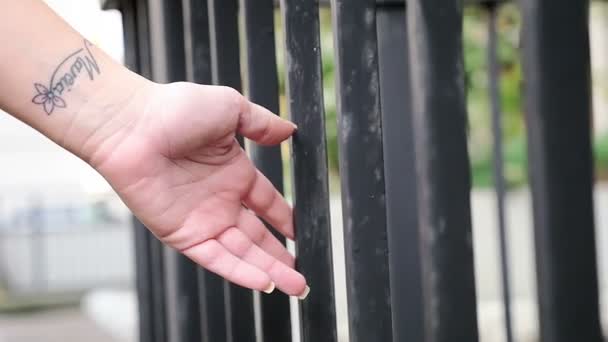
[61,68,154,164]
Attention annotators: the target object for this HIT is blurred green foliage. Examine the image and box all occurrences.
[596,133,608,177]
[275,5,607,190]
[463,4,528,188]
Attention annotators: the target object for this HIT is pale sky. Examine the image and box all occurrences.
[0,0,124,197]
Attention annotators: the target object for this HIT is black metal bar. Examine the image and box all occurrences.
[180,1,230,341]
[207,0,241,89]
[240,1,293,341]
[329,1,392,341]
[279,0,337,341]
[485,3,514,342]
[207,1,256,341]
[520,1,602,341]
[147,0,186,82]
[147,2,202,342]
[197,271,228,342]
[132,218,156,342]
[148,231,168,342]
[182,0,211,85]
[208,0,244,152]
[134,0,152,78]
[159,112,203,335]
[120,0,139,72]
[376,6,425,342]
[406,0,479,340]
[100,0,120,10]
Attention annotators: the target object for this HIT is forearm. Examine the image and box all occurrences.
[0,0,150,160]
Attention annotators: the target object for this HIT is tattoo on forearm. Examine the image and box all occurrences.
[32,39,101,115]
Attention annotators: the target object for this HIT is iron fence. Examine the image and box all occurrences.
[102,0,602,342]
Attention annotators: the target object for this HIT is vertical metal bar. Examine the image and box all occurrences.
[208,1,256,341]
[197,272,228,342]
[520,1,602,341]
[208,0,241,89]
[132,218,156,342]
[148,239,168,342]
[376,5,425,342]
[119,0,140,72]
[147,1,202,342]
[279,0,337,341]
[180,1,230,341]
[182,0,211,85]
[148,0,186,82]
[240,1,293,341]
[329,1,392,341]
[406,0,479,340]
[135,0,152,78]
[485,3,514,342]
[163,250,201,342]
[207,0,245,146]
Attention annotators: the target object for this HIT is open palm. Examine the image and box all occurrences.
[91,82,307,298]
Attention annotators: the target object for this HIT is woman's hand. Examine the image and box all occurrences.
[0,0,307,297]
[90,81,308,298]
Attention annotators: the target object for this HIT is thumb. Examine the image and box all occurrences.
[238,101,297,145]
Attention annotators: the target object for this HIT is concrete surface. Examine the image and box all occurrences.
[0,307,120,342]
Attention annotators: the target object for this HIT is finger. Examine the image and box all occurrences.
[243,170,294,240]
[238,208,295,268]
[181,238,273,292]
[218,227,308,297]
[238,101,296,146]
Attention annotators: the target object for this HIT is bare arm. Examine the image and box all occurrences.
[0,0,146,157]
[0,0,309,299]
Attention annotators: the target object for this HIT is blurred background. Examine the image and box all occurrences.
[1,1,607,342]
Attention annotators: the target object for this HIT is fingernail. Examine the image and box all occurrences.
[292,123,298,130]
[298,286,310,300]
[263,282,275,294]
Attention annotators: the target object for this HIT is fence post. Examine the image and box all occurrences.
[279,1,338,341]
[520,1,602,341]
[182,0,211,86]
[376,3,425,342]
[406,0,479,340]
[118,0,139,72]
[329,1,393,341]
[131,217,156,342]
